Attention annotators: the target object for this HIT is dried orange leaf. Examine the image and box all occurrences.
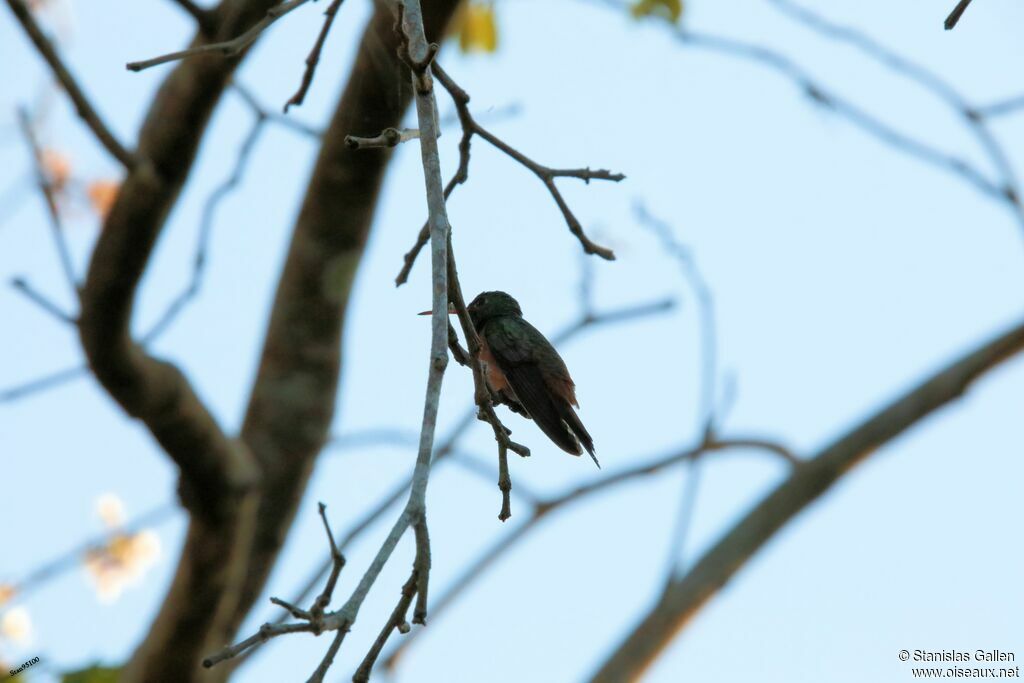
[87,180,119,219]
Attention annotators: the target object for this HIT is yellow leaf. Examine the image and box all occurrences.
[456,2,498,54]
[630,0,683,23]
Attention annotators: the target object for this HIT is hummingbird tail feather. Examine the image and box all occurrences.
[557,402,599,468]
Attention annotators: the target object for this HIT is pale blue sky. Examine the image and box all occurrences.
[1,0,1022,681]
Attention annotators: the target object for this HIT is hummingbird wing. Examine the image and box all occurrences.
[483,319,598,466]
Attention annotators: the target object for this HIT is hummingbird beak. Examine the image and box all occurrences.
[417,303,457,316]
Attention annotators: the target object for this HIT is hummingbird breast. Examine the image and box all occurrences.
[479,338,514,397]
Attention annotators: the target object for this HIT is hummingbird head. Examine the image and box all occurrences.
[467,290,522,326]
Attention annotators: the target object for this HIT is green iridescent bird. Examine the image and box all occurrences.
[465,291,598,467]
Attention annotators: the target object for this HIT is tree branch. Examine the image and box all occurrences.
[283,0,347,112]
[6,0,137,168]
[11,276,75,326]
[206,2,462,677]
[16,108,80,300]
[203,503,348,674]
[588,316,1024,681]
[944,0,973,30]
[126,0,312,72]
[68,1,302,680]
[381,436,796,671]
[240,293,676,671]
[764,0,1021,220]
[222,6,462,679]
[395,61,624,285]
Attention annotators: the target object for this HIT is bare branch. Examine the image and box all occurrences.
[764,0,1021,220]
[382,436,796,671]
[978,94,1024,120]
[212,4,455,675]
[310,503,346,624]
[203,503,348,671]
[68,0,294,676]
[16,109,79,300]
[412,519,431,624]
[395,61,624,285]
[284,0,347,112]
[944,0,973,29]
[237,290,677,672]
[306,628,348,683]
[353,570,419,683]
[11,276,75,325]
[344,127,421,149]
[585,0,1023,233]
[309,0,450,638]
[0,364,86,404]
[141,111,267,343]
[233,82,322,138]
[632,202,722,577]
[589,316,1024,681]
[126,0,312,72]
[225,4,465,675]
[203,621,316,669]
[6,0,136,168]
[445,235,531,519]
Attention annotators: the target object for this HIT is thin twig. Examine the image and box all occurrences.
[395,61,624,285]
[309,503,346,625]
[978,94,1024,120]
[204,503,347,670]
[381,437,798,671]
[352,571,418,683]
[944,0,973,30]
[127,0,312,72]
[633,202,717,579]
[412,519,430,624]
[142,111,267,343]
[206,3,452,674]
[236,293,677,673]
[284,0,346,112]
[445,235,531,520]
[394,75,474,287]
[11,276,76,325]
[662,455,702,584]
[686,30,1004,201]
[306,628,348,683]
[233,82,323,138]
[764,0,1021,223]
[590,316,1024,681]
[16,108,80,300]
[6,0,136,167]
[203,622,316,668]
[0,364,87,403]
[345,127,421,149]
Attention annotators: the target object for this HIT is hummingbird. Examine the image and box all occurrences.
[426,291,598,467]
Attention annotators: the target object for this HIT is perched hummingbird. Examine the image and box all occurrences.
[426,291,598,467]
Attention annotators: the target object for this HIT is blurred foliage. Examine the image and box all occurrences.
[61,665,121,683]
[447,0,683,57]
[451,1,499,53]
[631,0,684,23]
